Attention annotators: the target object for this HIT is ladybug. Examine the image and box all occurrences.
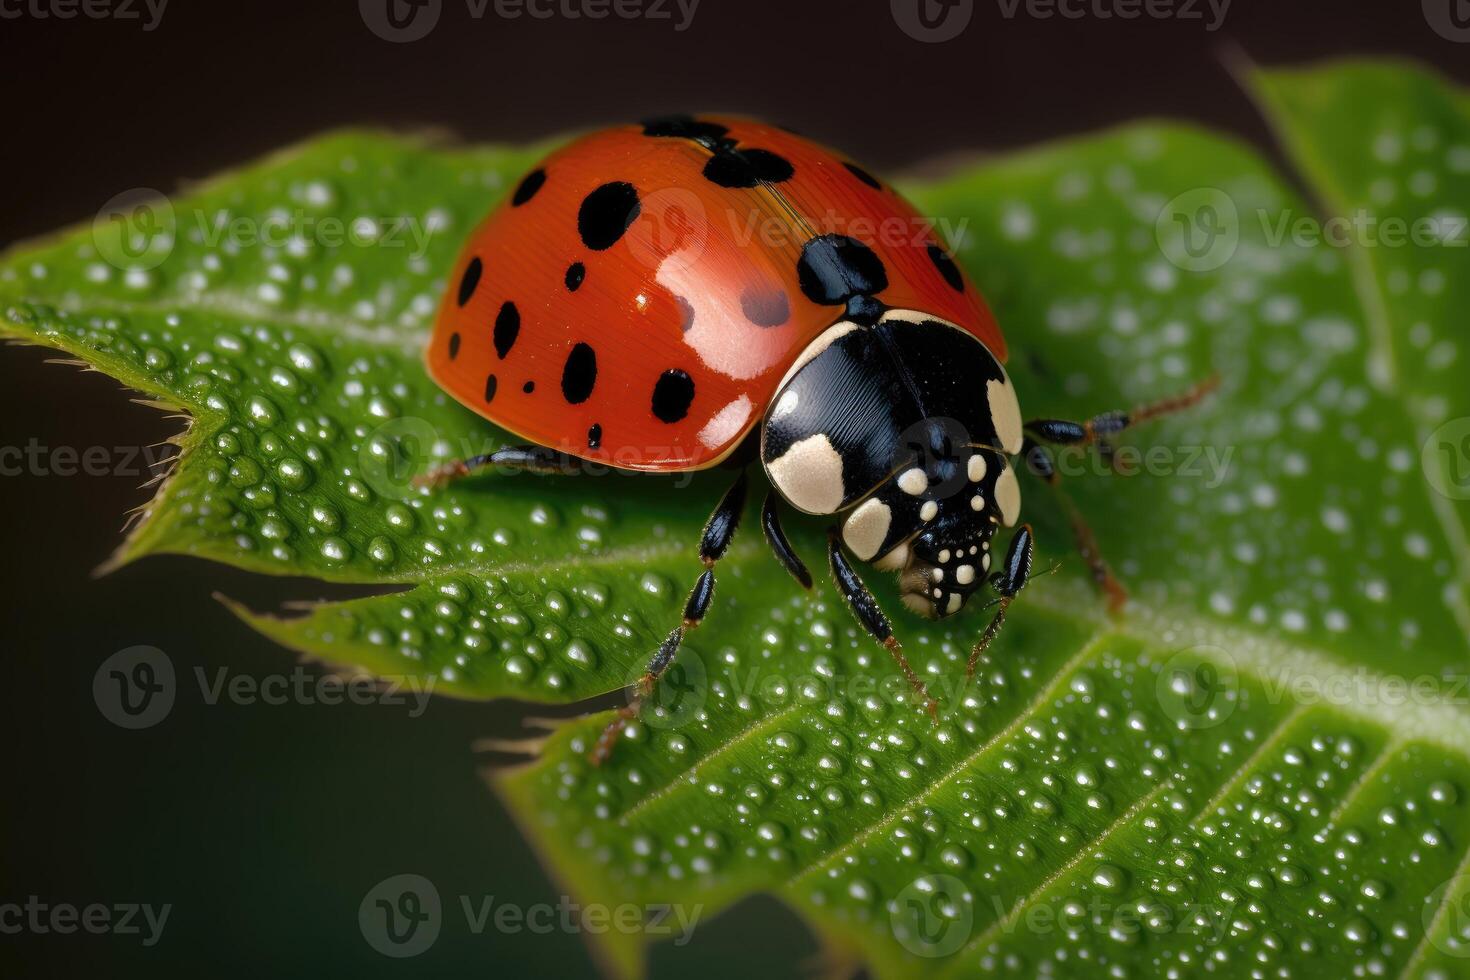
[421,115,1216,762]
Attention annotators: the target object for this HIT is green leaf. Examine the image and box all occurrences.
[3,61,1470,978]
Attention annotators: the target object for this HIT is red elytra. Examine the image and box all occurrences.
[425,115,1005,471]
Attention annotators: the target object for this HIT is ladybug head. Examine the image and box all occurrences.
[895,509,1001,619]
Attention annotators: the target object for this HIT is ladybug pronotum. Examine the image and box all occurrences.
[421,115,1217,763]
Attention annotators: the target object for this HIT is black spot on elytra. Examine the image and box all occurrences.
[494,302,520,359]
[587,423,603,449]
[448,332,461,359]
[578,182,641,251]
[675,294,695,332]
[740,285,789,327]
[565,262,585,291]
[651,369,695,423]
[927,242,965,292]
[703,148,794,188]
[484,374,498,402]
[796,234,888,305]
[641,115,730,148]
[457,257,482,307]
[561,343,598,404]
[511,168,546,206]
[843,162,882,190]
[522,380,535,394]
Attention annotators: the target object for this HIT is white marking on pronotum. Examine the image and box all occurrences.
[970,494,985,511]
[988,377,1024,455]
[873,541,909,572]
[955,564,976,585]
[897,467,928,496]
[767,434,845,514]
[994,464,1022,526]
[842,497,892,561]
[878,309,960,328]
[967,453,987,482]
[919,500,939,522]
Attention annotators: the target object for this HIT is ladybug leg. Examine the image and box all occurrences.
[589,471,750,765]
[1022,373,1220,450]
[762,492,813,589]
[965,525,1034,683]
[1022,437,1128,613]
[826,529,939,723]
[413,444,583,488]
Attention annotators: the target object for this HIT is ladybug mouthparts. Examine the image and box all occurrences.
[898,523,998,620]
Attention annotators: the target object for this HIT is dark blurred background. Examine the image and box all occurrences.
[1,1,1466,976]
